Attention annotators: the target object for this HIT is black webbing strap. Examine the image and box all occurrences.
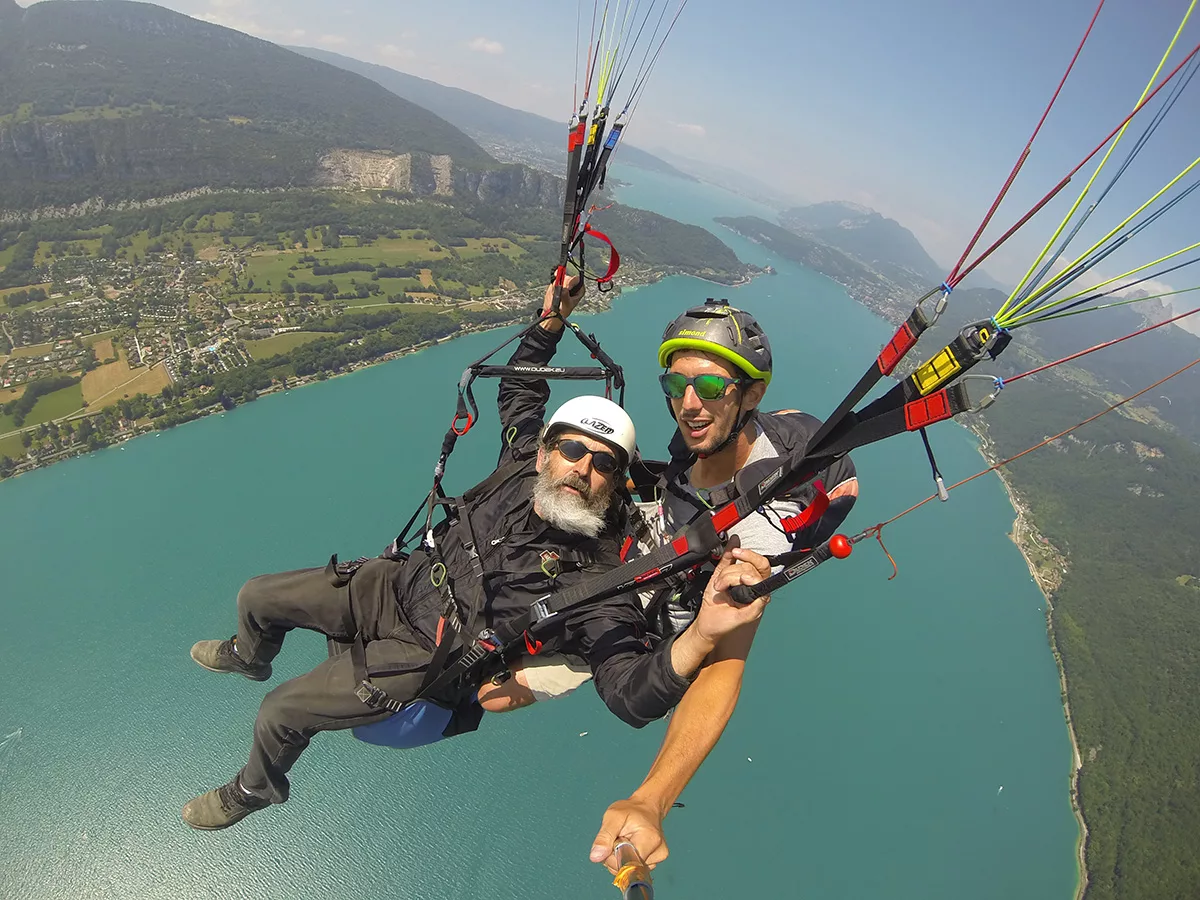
[804,289,942,452]
[409,380,978,700]
[351,632,406,713]
[472,365,613,380]
[574,109,609,215]
[552,117,589,313]
[854,320,1011,422]
[577,116,619,208]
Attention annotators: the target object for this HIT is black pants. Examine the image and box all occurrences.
[233,557,434,803]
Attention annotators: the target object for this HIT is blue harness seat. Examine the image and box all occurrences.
[352,700,455,749]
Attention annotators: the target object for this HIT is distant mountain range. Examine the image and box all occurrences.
[780,201,945,289]
[779,201,1010,293]
[290,46,696,182]
[0,0,556,211]
[642,147,805,209]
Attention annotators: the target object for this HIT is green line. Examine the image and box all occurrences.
[1008,286,1200,327]
[1000,239,1200,326]
[995,0,1197,323]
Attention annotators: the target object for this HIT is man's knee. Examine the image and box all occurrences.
[237,573,275,616]
[255,680,315,740]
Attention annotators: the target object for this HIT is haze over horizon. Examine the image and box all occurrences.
[14,0,1200,305]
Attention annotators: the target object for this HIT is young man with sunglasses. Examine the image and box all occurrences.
[588,299,860,870]
[180,283,772,832]
[476,299,858,867]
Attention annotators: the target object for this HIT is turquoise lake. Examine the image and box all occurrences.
[0,169,1078,899]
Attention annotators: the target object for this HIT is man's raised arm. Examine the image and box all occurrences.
[495,277,586,458]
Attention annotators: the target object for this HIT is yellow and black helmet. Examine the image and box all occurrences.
[657,299,773,384]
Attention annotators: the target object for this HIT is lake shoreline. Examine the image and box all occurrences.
[1,266,766,482]
[969,426,1089,900]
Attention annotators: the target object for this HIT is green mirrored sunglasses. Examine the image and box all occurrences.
[659,372,743,401]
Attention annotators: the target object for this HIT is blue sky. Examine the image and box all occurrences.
[19,0,1200,293]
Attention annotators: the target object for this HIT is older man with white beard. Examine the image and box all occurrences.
[180,279,773,832]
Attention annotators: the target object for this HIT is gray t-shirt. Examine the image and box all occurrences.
[661,425,801,560]
[644,425,803,632]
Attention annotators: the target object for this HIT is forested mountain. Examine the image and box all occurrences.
[780,201,945,290]
[290,46,697,181]
[910,287,1200,900]
[0,0,563,210]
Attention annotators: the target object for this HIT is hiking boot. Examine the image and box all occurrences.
[190,637,272,682]
[182,778,272,830]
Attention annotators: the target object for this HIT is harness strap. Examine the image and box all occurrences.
[779,480,828,534]
[351,633,406,714]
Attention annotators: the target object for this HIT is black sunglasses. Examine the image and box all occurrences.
[552,438,621,475]
[659,372,744,401]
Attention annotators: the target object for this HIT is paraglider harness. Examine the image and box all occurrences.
[355,285,1014,714]
[626,409,842,637]
[349,298,631,715]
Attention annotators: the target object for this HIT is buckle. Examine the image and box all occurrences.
[355,681,404,713]
[529,596,556,624]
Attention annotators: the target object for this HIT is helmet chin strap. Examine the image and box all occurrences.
[696,398,754,460]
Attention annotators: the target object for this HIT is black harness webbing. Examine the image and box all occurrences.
[405,296,1017,701]
[364,285,1015,714]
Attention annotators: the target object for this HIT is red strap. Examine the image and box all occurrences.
[877,321,918,376]
[451,411,474,436]
[619,535,634,562]
[435,616,445,646]
[779,479,828,534]
[583,224,620,283]
[524,631,544,655]
[904,390,954,431]
[568,122,586,152]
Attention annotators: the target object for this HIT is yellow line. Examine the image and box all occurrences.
[1000,158,1200,325]
[996,0,1197,323]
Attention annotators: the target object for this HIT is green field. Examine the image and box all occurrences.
[0,431,27,461]
[7,341,54,358]
[1,283,53,305]
[243,234,461,287]
[0,383,85,434]
[244,253,309,288]
[455,237,525,260]
[245,331,326,360]
[0,102,34,124]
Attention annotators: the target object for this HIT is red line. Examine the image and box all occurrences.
[1005,305,1200,384]
[947,0,1106,284]
[949,39,1200,289]
[864,357,1200,536]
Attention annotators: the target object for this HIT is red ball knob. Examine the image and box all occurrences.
[829,534,853,559]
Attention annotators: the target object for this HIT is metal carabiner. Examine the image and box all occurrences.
[959,374,1006,412]
[914,282,953,329]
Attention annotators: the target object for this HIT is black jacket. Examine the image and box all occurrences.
[395,323,692,728]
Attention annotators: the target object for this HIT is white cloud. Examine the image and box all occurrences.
[317,34,348,47]
[1115,277,1178,299]
[467,37,505,55]
[377,42,415,62]
[671,122,706,137]
[195,2,304,42]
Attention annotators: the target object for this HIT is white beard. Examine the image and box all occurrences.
[533,469,610,538]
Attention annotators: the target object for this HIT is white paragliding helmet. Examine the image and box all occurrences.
[541,395,637,471]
